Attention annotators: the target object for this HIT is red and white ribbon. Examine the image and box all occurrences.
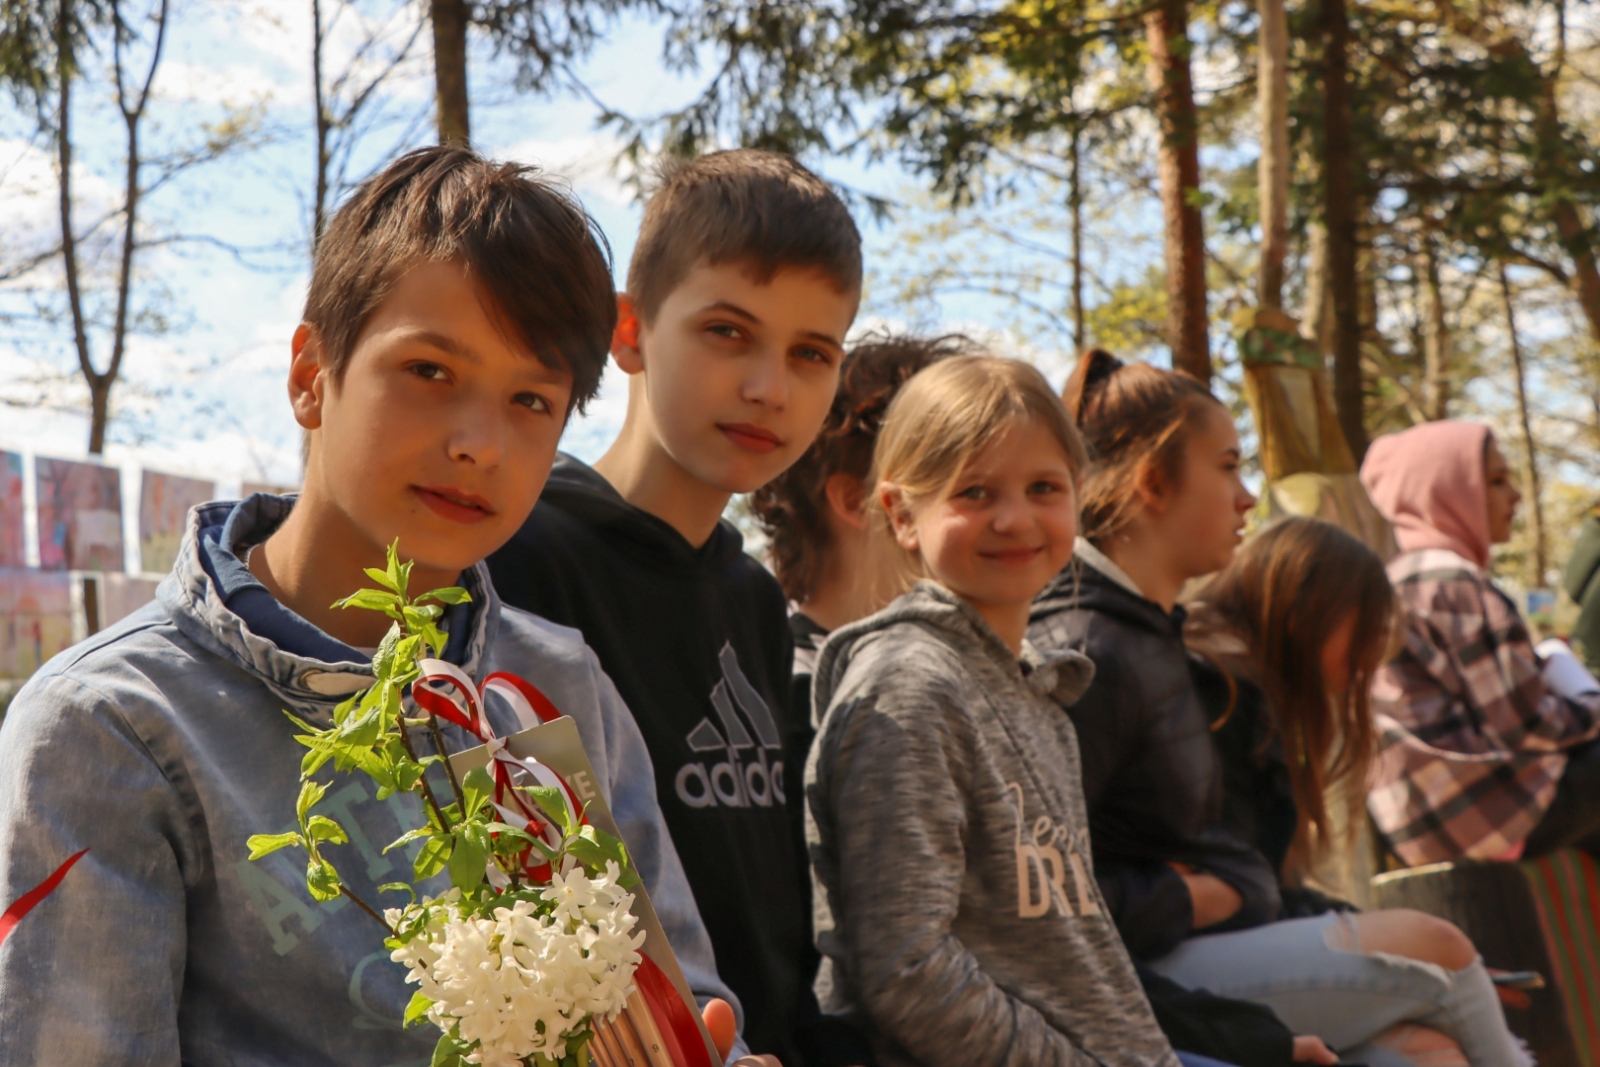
[412,659,585,881]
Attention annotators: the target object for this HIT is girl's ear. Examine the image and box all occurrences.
[825,472,869,531]
[1133,459,1171,516]
[880,484,920,553]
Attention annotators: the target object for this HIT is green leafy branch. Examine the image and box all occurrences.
[244,539,638,951]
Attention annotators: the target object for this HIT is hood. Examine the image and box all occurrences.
[814,581,1095,715]
[156,494,497,720]
[1360,420,1492,568]
[1031,552,1182,639]
[542,453,746,569]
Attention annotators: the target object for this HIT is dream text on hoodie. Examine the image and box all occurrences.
[0,495,733,1067]
[807,581,1178,1067]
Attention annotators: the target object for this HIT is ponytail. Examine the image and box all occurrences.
[1063,349,1223,547]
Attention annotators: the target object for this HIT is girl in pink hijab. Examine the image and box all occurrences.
[1363,420,1600,864]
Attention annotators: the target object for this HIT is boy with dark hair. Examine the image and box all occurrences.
[0,146,742,1066]
[488,148,864,1066]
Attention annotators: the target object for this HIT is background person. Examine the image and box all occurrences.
[756,341,1319,1067]
[807,354,1178,1067]
[1364,419,1600,865]
[1185,516,1392,911]
[487,148,863,1067]
[1030,351,1528,1067]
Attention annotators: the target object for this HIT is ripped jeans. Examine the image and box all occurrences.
[1145,914,1525,1067]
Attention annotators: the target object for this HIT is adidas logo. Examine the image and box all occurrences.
[674,643,785,810]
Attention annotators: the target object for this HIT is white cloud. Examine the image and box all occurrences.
[500,133,638,209]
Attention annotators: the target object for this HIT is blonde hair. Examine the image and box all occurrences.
[868,355,1089,598]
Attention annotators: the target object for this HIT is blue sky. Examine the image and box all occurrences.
[0,0,1189,508]
[0,5,981,483]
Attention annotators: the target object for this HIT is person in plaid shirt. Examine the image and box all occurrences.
[1363,419,1600,865]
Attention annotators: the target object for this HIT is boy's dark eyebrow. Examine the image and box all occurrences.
[402,328,481,363]
[800,329,845,349]
[699,300,844,348]
[701,299,760,323]
[400,327,568,382]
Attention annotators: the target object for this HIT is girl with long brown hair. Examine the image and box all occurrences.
[1028,349,1526,1067]
[1184,517,1391,903]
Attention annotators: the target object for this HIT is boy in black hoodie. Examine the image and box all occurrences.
[488,150,863,1067]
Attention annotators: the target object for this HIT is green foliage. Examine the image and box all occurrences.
[625,0,1149,206]
[0,0,113,119]
[246,540,640,938]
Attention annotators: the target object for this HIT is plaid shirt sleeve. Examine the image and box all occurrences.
[1367,549,1600,864]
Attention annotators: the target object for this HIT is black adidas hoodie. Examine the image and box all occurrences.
[488,454,811,1065]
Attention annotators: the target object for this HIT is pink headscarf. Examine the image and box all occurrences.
[1360,420,1493,568]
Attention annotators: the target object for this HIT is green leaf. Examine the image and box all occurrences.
[447,823,489,891]
[371,625,402,679]
[394,759,425,794]
[430,1032,468,1067]
[417,586,471,606]
[524,784,572,831]
[383,540,412,600]
[296,780,328,824]
[306,815,349,844]
[414,834,451,881]
[307,858,342,902]
[565,824,636,885]
[246,832,302,860]
[482,821,539,843]
[459,767,494,820]
[331,693,359,726]
[403,990,433,1028]
[395,552,415,601]
[385,825,438,854]
[298,738,340,778]
[364,566,401,593]
[378,881,417,905]
[418,622,448,655]
[333,588,403,614]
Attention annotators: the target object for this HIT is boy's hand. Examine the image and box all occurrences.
[703,999,738,1059]
[1293,1036,1338,1064]
[1168,862,1243,929]
[701,998,783,1067]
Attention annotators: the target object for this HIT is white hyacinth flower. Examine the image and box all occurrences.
[390,860,646,1065]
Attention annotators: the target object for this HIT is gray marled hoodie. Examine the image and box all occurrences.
[806,582,1178,1067]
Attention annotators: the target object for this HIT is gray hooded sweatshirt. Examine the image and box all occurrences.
[806,582,1178,1067]
[0,497,735,1066]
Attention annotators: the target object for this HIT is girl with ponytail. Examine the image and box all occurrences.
[1029,350,1526,1067]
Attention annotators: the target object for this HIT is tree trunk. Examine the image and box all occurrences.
[87,378,111,456]
[1549,198,1600,346]
[1321,0,1366,459]
[1422,238,1451,420]
[1144,0,1210,382]
[1069,122,1086,353]
[1257,0,1290,310]
[430,0,470,146]
[312,0,330,247]
[54,4,93,423]
[1300,221,1333,348]
[1501,264,1548,585]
